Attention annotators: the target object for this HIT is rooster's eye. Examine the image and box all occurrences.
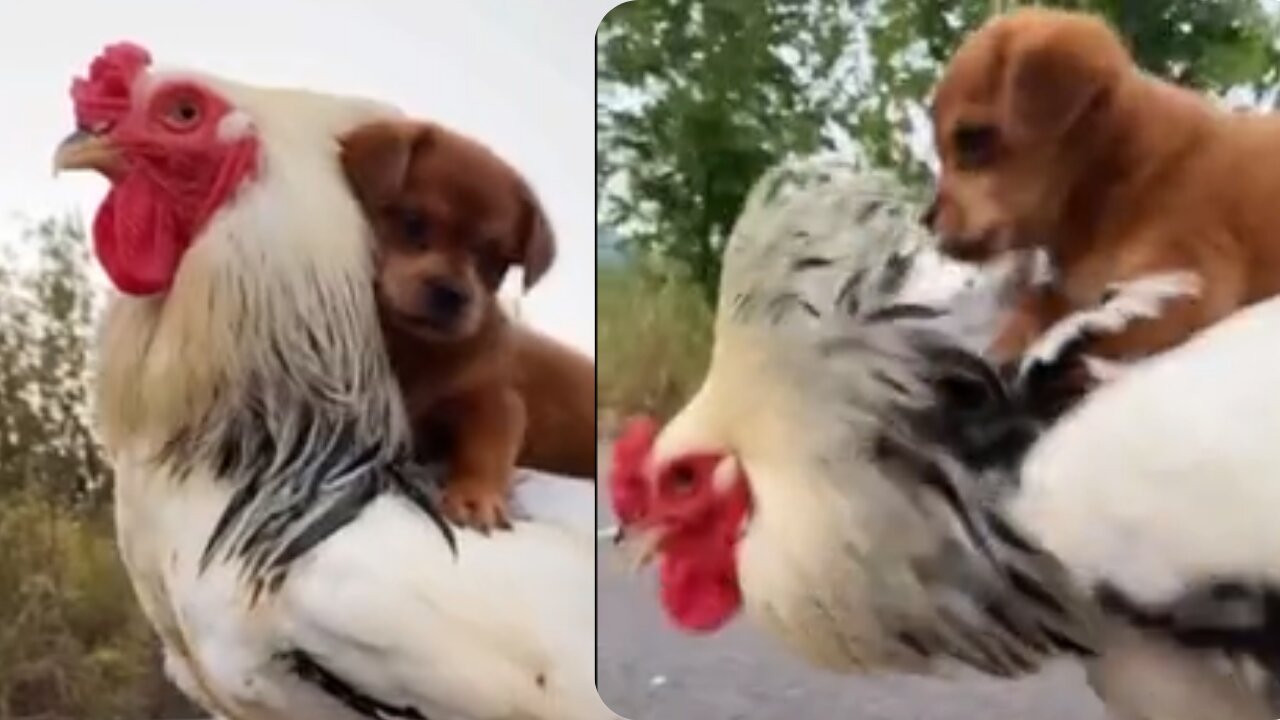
[667,465,697,495]
[163,96,202,130]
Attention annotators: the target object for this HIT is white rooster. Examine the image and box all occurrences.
[609,155,1280,719]
[54,42,614,720]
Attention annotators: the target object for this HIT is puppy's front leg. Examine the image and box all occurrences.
[440,385,528,533]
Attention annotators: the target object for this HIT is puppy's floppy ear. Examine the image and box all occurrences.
[513,178,556,290]
[339,121,431,207]
[1001,17,1126,139]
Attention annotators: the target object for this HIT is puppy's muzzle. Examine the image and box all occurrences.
[421,280,472,327]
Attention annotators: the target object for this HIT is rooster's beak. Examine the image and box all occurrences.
[52,128,121,176]
[612,524,665,573]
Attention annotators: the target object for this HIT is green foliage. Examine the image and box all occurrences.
[597,0,1280,305]
[1090,0,1280,90]
[0,218,198,719]
[0,492,157,720]
[0,217,105,507]
[597,0,865,304]
[597,263,712,422]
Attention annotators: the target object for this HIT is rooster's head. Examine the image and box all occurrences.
[54,42,261,296]
[609,413,751,633]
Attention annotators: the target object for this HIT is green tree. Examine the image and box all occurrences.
[597,0,865,303]
[0,218,200,719]
[0,217,105,506]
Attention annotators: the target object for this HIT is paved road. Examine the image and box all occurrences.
[595,446,1110,720]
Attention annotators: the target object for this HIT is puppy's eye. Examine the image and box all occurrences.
[399,210,430,245]
[952,124,999,169]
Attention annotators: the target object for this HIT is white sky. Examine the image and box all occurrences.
[0,0,623,355]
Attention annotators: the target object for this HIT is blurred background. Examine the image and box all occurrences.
[595,0,1280,717]
[0,1,603,717]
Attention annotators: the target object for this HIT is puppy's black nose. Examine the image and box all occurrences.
[423,281,470,321]
[920,198,939,229]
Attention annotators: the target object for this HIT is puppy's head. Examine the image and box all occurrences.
[341,120,555,341]
[925,8,1131,262]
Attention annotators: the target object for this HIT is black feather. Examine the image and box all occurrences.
[854,198,885,224]
[1098,581,1280,674]
[871,327,1102,667]
[876,251,913,297]
[164,368,454,598]
[791,255,832,271]
[893,333,1043,473]
[283,649,428,719]
[896,631,933,657]
[1039,624,1096,657]
[1005,565,1068,615]
[834,268,868,316]
[863,303,946,323]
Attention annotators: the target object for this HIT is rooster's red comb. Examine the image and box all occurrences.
[610,415,661,524]
[70,42,152,130]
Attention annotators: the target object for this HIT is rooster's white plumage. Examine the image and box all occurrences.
[611,155,1280,719]
[56,43,613,720]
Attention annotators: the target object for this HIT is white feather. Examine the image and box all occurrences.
[1017,270,1203,381]
[280,481,600,720]
[1013,291,1280,606]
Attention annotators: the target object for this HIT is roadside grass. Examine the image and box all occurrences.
[0,490,199,719]
[597,262,712,431]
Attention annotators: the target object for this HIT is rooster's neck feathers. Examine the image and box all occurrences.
[717,157,933,332]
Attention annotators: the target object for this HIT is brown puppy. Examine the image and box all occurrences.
[509,329,597,479]
[341,119,596,531]
[926,8,1280,367]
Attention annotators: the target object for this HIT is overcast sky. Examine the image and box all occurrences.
[0,0,621,354]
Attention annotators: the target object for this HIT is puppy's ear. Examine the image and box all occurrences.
[513,179,556,290]
[1001,19,1124,139]
[340,121,430,207]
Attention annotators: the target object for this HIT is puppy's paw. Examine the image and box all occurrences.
[1016,270,1202,383]
[441,480,513,534]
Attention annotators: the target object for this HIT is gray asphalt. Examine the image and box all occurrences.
[595,445,1111,720]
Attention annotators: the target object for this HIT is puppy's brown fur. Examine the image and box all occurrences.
[341,119,596,531]
[927,8,1280,366]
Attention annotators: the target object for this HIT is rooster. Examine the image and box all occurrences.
[54,43,614,720]
[609,156,1280,719]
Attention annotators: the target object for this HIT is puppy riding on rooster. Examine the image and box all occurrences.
[609,13,1280,717]
[55,41,615,720]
